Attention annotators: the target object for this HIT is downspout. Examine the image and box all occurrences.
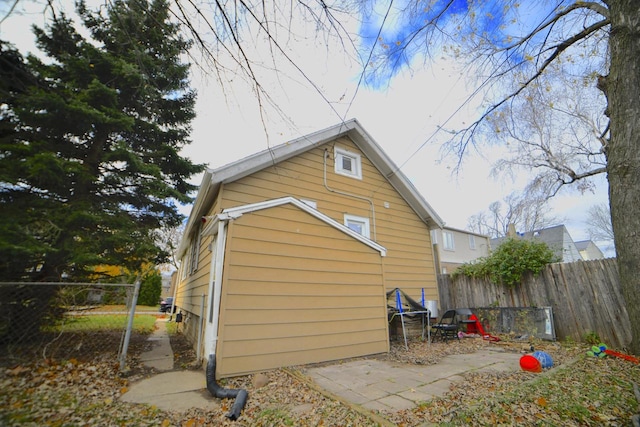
[206,354,248,420]
[208,218,228,350]
[203,216,248,420]
[323,148,377,241]
[196,294,205,365]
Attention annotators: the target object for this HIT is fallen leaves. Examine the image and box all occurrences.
[536,396,548,407]
[1,333,639,427]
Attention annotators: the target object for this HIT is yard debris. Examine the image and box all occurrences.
[1,332,639,426]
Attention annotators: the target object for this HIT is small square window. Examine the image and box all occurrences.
[335,147,362,179]
[344,214,370,238]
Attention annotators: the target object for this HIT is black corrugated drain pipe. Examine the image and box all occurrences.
[206,354,248,420]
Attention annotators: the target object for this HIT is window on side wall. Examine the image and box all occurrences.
[443,231,455,251]
[335,147,362,179]
[344,214,370,238]
[469,235,476,250]
[188,223,202,275]
[179,257,187,281]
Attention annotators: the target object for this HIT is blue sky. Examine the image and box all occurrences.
[0,0,613,255]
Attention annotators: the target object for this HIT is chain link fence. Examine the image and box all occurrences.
[0,282,156,369]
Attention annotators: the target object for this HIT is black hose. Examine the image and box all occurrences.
[206,354,248,420]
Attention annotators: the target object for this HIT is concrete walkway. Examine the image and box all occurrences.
[138,318,174,371]
[120,318,220,412]
[120,319,521,413]
[303,350,521,412]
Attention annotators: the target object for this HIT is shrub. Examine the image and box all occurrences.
[453,237,557,287]
[137,270,162,306]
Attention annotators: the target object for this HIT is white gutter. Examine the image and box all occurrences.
[204,217,229,357]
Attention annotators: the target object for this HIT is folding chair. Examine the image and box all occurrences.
[431,309,459,342]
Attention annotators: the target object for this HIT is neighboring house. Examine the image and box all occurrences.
[491,224,583,263]
[176,119,444,377]
[575,240,605,260]
[430,227,491,273]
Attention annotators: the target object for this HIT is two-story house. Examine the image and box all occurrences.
[175,119,444,377]
[491,224,598,263]
[430,227,491,273]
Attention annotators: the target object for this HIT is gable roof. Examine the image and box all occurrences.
[574,240,591,251]
[183,119,444,249]
[575,240,605,259]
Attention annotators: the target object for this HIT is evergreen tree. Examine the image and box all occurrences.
[0,0,203,282]
[137,269,163,307]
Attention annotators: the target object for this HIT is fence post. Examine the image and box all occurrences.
[119,278,141,372]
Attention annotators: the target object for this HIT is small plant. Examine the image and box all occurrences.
[583,330,601,345]
[257,408,294,426]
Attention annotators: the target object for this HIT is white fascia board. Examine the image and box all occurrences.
[196,118,443,244]
[220,196,387,256]
[208,124,350,185]
[201,214,219,237]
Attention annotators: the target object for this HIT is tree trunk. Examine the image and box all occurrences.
[607,0,640,355]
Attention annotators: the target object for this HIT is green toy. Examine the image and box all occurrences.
[586,343,608,358]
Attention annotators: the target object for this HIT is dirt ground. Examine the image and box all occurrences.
[1,329,639,426]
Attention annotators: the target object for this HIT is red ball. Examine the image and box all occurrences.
[520,354,542,372]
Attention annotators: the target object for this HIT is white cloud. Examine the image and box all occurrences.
[1,1,611,251]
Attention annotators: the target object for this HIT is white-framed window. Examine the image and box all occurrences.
[443,231,455,251]
[469,235,476,250]
[179,257,187,281]
[430,230,438,244]
[344,214,370,238]
[334,147,362,179]
[188,223,202,275]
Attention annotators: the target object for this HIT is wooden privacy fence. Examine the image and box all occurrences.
[437,258,632,349]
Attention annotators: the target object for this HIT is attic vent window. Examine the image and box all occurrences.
[334,147,362,179]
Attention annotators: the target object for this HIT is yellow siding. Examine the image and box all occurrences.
[221,342,385,377]
[219,136,438,303]
[176,192,224,348]
[178,133,440,375]
[216,204,389,377]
